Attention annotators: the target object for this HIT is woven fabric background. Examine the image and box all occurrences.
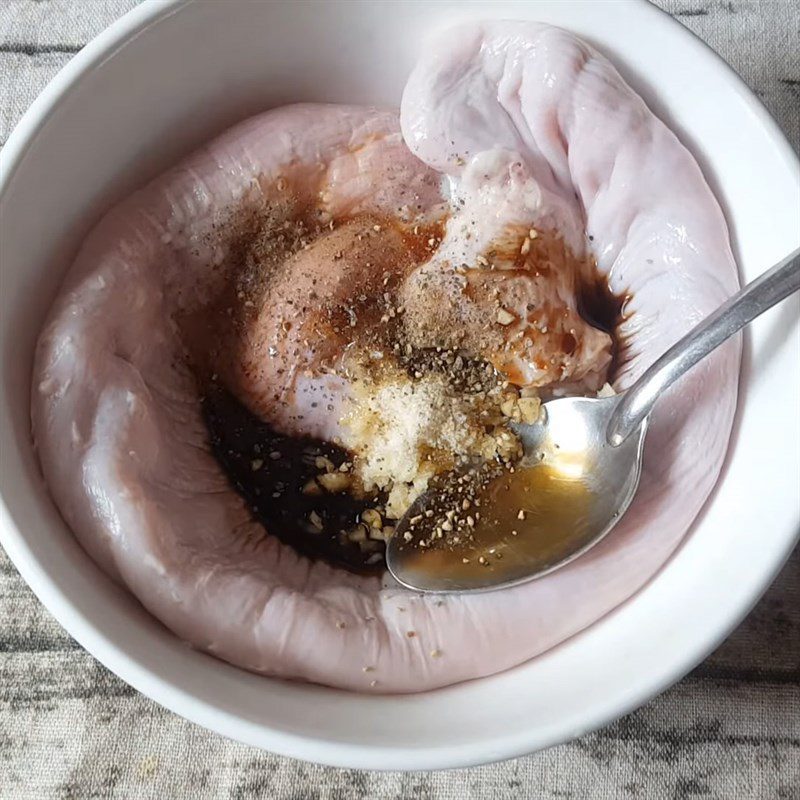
[1,1,798,798]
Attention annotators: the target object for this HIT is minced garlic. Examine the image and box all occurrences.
[337,354,526,519]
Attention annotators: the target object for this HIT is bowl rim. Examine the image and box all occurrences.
[0,0,798,770]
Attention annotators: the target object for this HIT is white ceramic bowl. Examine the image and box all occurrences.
[1,0,798,770]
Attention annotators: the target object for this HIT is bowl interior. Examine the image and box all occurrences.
[1,0,798,770]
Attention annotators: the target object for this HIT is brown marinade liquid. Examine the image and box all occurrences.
[578,271,629,380]
[203,387,386,574]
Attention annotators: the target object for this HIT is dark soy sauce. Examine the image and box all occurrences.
[578,273,629,379]
[203,388,386,574]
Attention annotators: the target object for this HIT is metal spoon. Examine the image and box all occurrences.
[387,247,800,592]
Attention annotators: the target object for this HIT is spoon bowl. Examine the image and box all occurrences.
[387,395,647,592]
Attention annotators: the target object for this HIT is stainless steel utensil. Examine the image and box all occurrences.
[387,247,800,592]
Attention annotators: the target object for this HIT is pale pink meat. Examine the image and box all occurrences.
[32,24,739,692]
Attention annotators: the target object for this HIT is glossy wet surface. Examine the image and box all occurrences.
[203,387,386,574]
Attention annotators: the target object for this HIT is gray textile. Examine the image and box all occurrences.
[1,0,798,797]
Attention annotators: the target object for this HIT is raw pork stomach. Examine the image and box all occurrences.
[32,23,739,692]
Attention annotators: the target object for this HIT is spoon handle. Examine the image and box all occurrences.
[607,246,800,446]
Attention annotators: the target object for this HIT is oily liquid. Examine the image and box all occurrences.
[398,462,597,588]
